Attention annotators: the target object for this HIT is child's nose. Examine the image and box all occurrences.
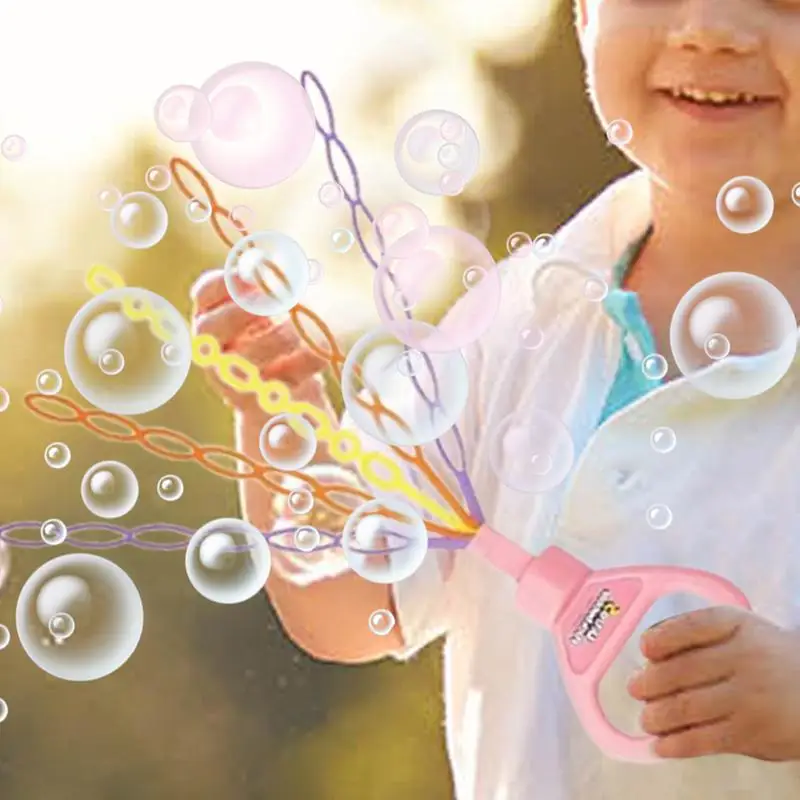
[666,0,760,56]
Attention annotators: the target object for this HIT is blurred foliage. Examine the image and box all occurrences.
[0,1,631,798]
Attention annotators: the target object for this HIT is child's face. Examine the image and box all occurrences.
[577,0,800,197]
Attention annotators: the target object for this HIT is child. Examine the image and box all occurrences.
[191,0,800,796]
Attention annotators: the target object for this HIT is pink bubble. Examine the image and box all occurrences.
[154,85,212,143]
[191,62,316,189]
[374,225,500,352]
[373,202,430,258]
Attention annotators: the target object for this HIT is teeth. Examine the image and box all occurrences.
[669,87,758,105]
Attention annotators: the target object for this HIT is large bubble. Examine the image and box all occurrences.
[16,554,144,682]
[192,62,316,189]
[373,223,501,353]
[110,192,168,249]
[341,325,469,447]
[64,287,192,415]
[669,272,797,400]
[185,518,272,605]
[341,499,428,584]
[223,231,311,317]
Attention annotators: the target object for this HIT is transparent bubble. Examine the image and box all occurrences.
[110,191,169,249]
[374,225,501,352]
[185,518,272,604]
[223,230,311,318]
[1,134,26,161]
[160,343,182,367]
[374,203,430,259]
[145,165,172,192]
[646,504,673,530]
[97,186,121,212]
[318,181,344,208]
[331,228,355,253]
[229,204,256,232]
[507,231,532,257]
[192,62,316,189]
[650,427,677,454]
[669,272,796,399]
[533,234,557,258]
[36,369,63,395]
[64,286,192,414]
[157,475,184,502]
[716,177,774,234]
[0,699,7,724]
[369,609,396,636]
[41,519,68,546]
[0,624,9,650]
[258,414,318,471]
[308,258,323,284]
[792,183,800,208]
[44,442,71,470]
[98,348,125,376]
[519,325,544,351]
[606,119,633,146]
[154,84,212,143]
[584,276,609,302]
[48,612,76,642]
[341,498,428,584]
[0,388,8,412]
[489,409,576,493]
[186,197,211,223]
[81,461,139,519]
[397,348,424,377]
[642,354,668,381]
[294,526,320,553]
[288,488,314,515]
[341,325,469,447]
[15,554,144,681]
[395,110,480,196]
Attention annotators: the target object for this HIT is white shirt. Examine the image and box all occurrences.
[278,169,800,798]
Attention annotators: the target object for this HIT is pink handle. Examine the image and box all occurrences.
[470,526,751,763]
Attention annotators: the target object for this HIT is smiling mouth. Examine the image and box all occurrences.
[659,86,779,108]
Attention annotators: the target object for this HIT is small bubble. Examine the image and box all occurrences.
[792,183,800,208]
[97,186,122,212]
[1,134,26,161]
[437,143,462,170]
[704,333,730,360]
[532,234,556,258]
[157,474,184,502]
[650,427,677,454]
[506,232,532,257]
[368,609,396,636]
[440,117,464,142]
[519,326,544,351]
[229,204,256,232]
[145,165,172,192]
[397,349,424,377]
[318,181,344,208]
[606,119,633,146]
[161,343,182,367]
[0,388,9,412]
[0,624,10,650]
[36,369,63,395]
[308,258,323,284]
[392,287,417,311]
[0,698,7,724]
[642,354,668,381]
[440,171,465,196]
[44,442,71,469]
[463,266,486,289]
[716,176,773,234]
[186,198,211,223]
[288,488,314,515]
[40,518,68,546]
[98,348,125,376]
[646,503,673,530]
[48,612,76,642]
[294,526,320,553]
[584,276,608,302]
[331,228,355,253]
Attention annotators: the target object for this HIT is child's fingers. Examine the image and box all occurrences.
[190,270,228,314]
[193,302,271,349]
[261,348,329,387]
[640,607,745,662]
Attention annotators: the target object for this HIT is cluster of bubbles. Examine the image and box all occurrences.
[1,134,26,161]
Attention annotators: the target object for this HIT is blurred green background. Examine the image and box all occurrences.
[0,0,631,797]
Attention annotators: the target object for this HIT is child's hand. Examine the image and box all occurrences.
[627,607,800,761]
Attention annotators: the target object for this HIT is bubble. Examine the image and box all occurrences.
[161,343,182,367]
[308,258,323,284]
[489,409,575,493]
[36,369,63,395]
[507,232,532,257]
[0,388,8,412]
[294,526,320,553]
[341,498,428,584]
[395,110,480,195]
[223,230,311,318]
[44,443,71,472]
[157,474,184,502]
[41,519,68,546]
[584,276,609,302]
[318,181,344,208]
[110,191,169,249]
[64,286,192,414]
[1,134,26,161]
[646,504,673,530]
[716,177,774,234]
[642,354,668,381]
[185,198,210,224]
[192,62,316,189]
[374,225,501,352]
[258,414,318,471]
[651,427,677,454]
[97,186,121,211]
[533,234,557,258]
[145,165,172,192]
[185,518,272,604]
[81,461,139,519]
[397,348,424,377]
[15,554,144,681]
[229,204,256,232]
[0,624,9,650]
[0,699,7,724]
[48,612,75,642]
[288,488,314,515]
[341,325,469,447]
[374,203,430,259]
[669,273,796,399]
[154,84,212,142]
[331,228,355,253]
[792,183,800,207]
[606,119,633,146]
[98,348,125,376]
[519,325,544,351]
[369,609,396,636]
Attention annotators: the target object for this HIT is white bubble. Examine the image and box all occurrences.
[506,231,532,257]
[98,348,125,376]
[642,354,668,381]
[156,474,184,502]
[519,325,544,351]
[318,181,344,208]
[489,409,575,493]
[44,442,71,469]
[0,387,8,412]
[792,183,800,207]
[533,234,557,258]
[185,518,272,604]
[293,526,320,553]
[650,427,677,454]
[81,461,139,519]
[368,609,396,636]
[36,369,63,395]
[2,134,26,161]
[331,228,355,253]
[258,414,318,471]
[0,624,10,650]
[110,191,169,249]
[64,288,192,415]
[584,276,609,302]
[606,119,633,146]
[341,499,428,584]
[716,176,774,234]
[0,698,7,723]
[288,488,314,515]
[646,504,673,530]
[463,266,486,290]
[145,165,172,192]
[186,197,211,223]
[41,519,68,546]
[308,258,323,284]
[97,186,121,211]
[437,143,462,170]
[48,612,76,642]
[704,333,731,360]
[16,555,144,681]
[397,348,424,378]
[229,205,256,233]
